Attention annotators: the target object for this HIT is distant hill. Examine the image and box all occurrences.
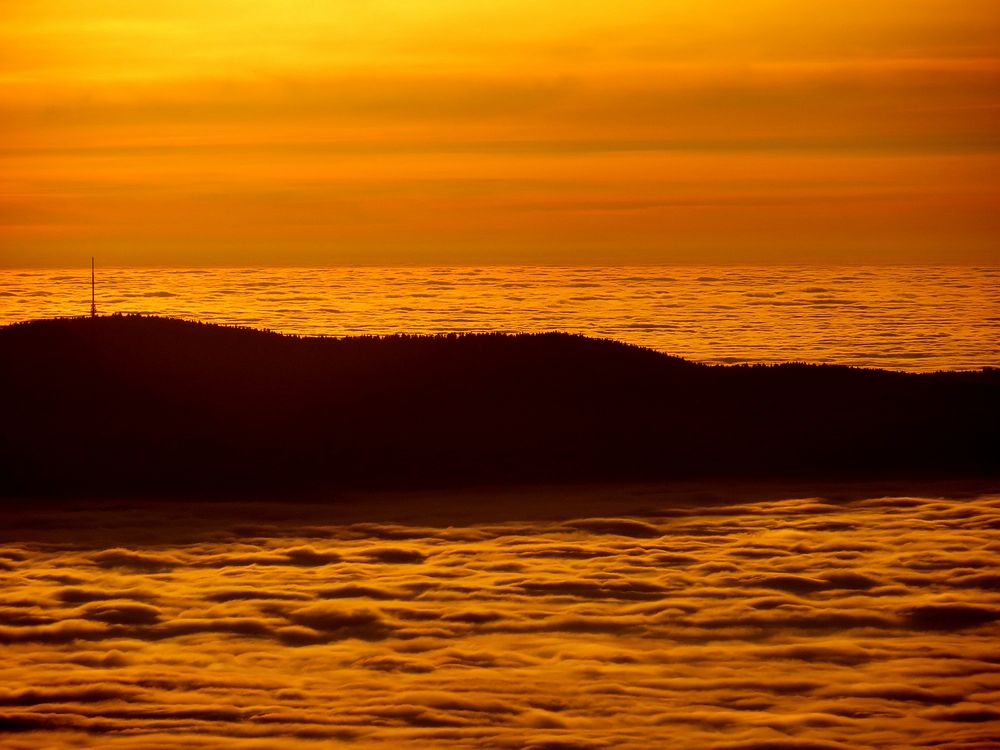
[1,315,996,495]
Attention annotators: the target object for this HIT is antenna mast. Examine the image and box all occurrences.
[90,257,97,318]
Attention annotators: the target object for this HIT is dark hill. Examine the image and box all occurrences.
[1,315,996,495]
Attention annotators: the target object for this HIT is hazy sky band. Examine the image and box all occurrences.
[1,0,998,265]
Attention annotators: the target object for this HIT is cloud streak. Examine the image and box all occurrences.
[1,0,998,264]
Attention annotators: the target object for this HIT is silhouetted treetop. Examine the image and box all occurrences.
[1,315,996,495]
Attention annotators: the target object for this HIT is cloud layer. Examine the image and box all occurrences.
[2,0,998,264]
[0,488,998,748]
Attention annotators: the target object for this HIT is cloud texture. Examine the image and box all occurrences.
[0,488,998,748]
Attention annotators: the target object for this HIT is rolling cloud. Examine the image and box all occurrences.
[0,489,997,748]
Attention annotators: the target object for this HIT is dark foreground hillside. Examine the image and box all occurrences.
[1,315,997,495]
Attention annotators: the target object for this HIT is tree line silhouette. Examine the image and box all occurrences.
[1,314,996,495]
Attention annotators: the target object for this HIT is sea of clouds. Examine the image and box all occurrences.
[1,490,998,748]
[3,265,998,371]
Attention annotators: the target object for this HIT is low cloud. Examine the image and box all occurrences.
[91,549,179,571]
[79,600,162,625]
[0,490,996,748]
[362,548,428,564]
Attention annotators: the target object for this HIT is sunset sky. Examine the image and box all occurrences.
[2,0,998,266]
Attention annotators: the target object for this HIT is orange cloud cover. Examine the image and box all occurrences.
[0,488,998,748]
[1,0,998,265]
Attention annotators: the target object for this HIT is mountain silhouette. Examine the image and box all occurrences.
[1,315,996,495]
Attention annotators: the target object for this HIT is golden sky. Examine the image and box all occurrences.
[1,0,998,265]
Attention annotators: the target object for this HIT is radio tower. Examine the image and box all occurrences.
[90,257,97,318]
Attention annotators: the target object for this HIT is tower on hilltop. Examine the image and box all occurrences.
[90,257,97,318]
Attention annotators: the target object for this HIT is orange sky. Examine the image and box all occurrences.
[1,0,998,266]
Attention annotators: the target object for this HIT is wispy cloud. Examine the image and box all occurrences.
[1,1,998,263]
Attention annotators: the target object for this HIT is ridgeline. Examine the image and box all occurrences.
[1,315,997,495]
